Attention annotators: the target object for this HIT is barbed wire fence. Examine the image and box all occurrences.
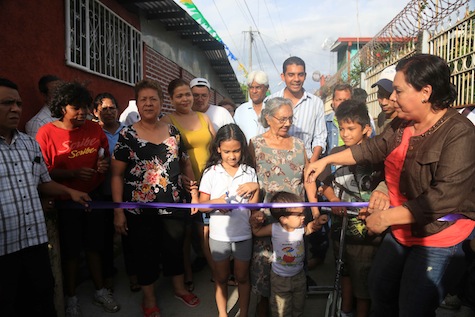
[318,0,472,100]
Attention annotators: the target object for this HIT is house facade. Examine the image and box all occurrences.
[0,0,244,130]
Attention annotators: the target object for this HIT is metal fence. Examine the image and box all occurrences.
[431,11,475,107]
[321,0,474,118]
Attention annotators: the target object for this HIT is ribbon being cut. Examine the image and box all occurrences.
[56,201,464,222]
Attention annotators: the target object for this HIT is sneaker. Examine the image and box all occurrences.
[440,294,462,310]
[93,288,121,313]
[65,296,82,317]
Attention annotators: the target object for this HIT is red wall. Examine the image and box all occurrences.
[0,0,140,131]
[0,0,227,129]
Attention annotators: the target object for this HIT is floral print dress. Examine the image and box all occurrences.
[250,135,306,297]
[113,124,188,217]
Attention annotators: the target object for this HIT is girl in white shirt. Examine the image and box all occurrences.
[191,123,259,317]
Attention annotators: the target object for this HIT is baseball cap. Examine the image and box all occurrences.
[371,65,396,92]
[190,78,210,89]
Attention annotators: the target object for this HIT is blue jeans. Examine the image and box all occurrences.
[369,228,475,317]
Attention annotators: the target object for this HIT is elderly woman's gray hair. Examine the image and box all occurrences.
[260,97,293,128]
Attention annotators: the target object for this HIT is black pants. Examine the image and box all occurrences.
[461,259,475,310]
[0,243,56,317]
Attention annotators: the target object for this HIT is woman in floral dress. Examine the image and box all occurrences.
[111,79,198,317]
[249,97,319,317]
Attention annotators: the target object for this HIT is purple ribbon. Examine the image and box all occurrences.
[56,201,468,222]
[437,214,468,222]
[58,201,369,210]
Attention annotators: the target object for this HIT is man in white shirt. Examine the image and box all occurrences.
[25,75,62,137]
[234,70,269,143]
[267,57,326,162]
[119,100,140,125]
[190,77,234,131]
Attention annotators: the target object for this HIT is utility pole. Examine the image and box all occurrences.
[243,27,259,72]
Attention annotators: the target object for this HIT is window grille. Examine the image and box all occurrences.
[65,0,142,85]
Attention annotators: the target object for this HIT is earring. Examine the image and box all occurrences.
[421,99,427,103]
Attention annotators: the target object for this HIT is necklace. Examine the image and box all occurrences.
[138,120,159,132]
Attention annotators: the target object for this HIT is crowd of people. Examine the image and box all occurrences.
[1,53,475,317]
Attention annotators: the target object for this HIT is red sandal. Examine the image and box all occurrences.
[142,304,161,317]
[174,292,200,308]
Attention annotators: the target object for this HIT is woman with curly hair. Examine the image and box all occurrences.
[36,82,118,317]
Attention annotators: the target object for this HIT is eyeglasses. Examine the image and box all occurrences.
[272,115,293,124]
[99,106,117,112]
[286,212,305,217]
[249,85,266,91]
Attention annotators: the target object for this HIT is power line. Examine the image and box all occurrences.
[211,0,240,51]
[269,0,288,43]
[263,0,289,57]
[253,38,265,71]
[242,0,280,76]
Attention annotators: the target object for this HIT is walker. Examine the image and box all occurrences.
[307,207,358,317]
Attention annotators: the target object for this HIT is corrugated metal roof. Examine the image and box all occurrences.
[118,0,245,103]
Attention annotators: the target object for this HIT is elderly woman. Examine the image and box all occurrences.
[111,79,198,317]
[35,82,116,316]
[306,54,475,316]
[249,97,319,317]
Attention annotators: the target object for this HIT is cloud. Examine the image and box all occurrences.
[190,0,412,95]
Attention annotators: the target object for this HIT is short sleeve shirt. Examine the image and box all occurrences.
[113,124,189,216]
[199,164,257,242]
[0,131,51,256]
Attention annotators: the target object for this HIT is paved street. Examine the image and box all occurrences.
[77,253,330,316]
[75,239,460,317]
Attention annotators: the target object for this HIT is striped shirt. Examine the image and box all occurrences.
[268,89,327,157]
[0,130,51,256]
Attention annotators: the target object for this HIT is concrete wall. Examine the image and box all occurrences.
[140,18,230,102]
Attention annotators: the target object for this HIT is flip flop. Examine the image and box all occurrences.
[174,293,200,308]
[142,304,161,317]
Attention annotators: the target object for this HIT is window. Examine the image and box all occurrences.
[66,0,142,85]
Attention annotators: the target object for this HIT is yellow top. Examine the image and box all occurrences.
[168,112,212,181]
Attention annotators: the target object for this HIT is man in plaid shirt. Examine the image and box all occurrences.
[0,78,91,317]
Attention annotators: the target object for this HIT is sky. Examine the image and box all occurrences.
[176,0,413,94]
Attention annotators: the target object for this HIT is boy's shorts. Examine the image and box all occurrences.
[333,241,378,299]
